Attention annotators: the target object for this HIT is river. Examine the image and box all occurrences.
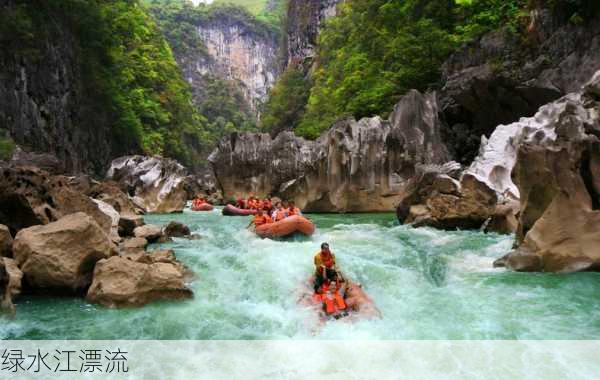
[2,208,600,340]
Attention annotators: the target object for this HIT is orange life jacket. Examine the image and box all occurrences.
[321,252,334,268]
[314,281,346,314]
[273,209,285,221]
[253,214,272,226]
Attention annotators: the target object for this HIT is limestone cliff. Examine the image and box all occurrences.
[0,2,125,174]
[285,0,340,67]
[440,5,600,164]
[209,90,450,212]
[177,7,281,115]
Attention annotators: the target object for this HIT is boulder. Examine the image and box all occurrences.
[119,237,148,256]
[0,258,23,314]
[93,199,121,243]
[496,71,600,272]
[118,214,145,237]
[87,181,142,215]
[163,221,191,238]
[493,248,543,272]
[86,256,193,308]
[209,90,451,212]
[133,224,163,243]
[9,147,65,174]
[106,156,189,213]
[0,225,12,257]
[12,212,114,293]
[397,165,498,231]
[484,200,520,235]
[0,166,111,236]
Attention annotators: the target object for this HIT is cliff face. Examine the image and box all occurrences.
[440,7,600,164]
[0,4,118,174]
[285,0,340,67]
[209,90,450,212]
[180,14,280,115]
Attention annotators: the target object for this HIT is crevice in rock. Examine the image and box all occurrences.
[580,148,600,210]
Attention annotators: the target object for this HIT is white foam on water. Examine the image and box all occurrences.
[3,209,600,343]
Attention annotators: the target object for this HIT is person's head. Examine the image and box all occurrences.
[276,202,282,209]
[321,242,330,254]
[290,201,295,207]
[257,208,264,215]
[282,200,289,208]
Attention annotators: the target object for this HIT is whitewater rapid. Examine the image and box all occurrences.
[3,208,600,340]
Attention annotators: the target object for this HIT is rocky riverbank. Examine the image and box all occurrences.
[0,157,204,315]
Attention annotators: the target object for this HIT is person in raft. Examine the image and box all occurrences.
[313,242,347,315]
[287,201,302,216]
[248,208,272,229]
[313,242,343,291]
[236,197,246,209]
[271,202,286,221]
[192,196,208,209]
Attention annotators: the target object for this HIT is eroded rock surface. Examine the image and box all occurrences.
[0,258,23,314]
[87,255,192,308]
[106,156,189,213]
[493,71,600,272]
[210,90,450,212]
[13,212,114,293]
[0,166,111,236]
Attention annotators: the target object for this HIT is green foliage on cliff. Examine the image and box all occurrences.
[0,132,15,161]
[291,0,531,139]
[146,0,280,140]
[2,0,211,167]
[198,76,258,140]
[260,65,312,135]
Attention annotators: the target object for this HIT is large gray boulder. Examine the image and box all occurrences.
[106,156,189,213]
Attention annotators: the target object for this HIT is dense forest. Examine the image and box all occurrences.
[260,0,599,138]
[1,0,212,167]
[145,0,283,140]
[2,0,597,166]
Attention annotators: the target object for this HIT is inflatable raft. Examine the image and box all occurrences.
[192,203,214,211]
[222,204,257,216]
[298,277,381,322]
[255,215,315,238]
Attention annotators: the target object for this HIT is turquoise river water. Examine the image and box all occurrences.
[2,208,600,340]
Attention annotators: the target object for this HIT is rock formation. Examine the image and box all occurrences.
[285,0,340,67]
[440,6,600,164]
[0,166,111,236]
[210,90,451,212]
[106,156,190,213]
[12,212,115,293]
[163,221,191,238]
[0,258,23,314]
[491,71,600,272]
[0,3,120,174]
[87,254,193,308]
[133,224,164,244]
[173,6,280,115]
[0,225,12,258]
